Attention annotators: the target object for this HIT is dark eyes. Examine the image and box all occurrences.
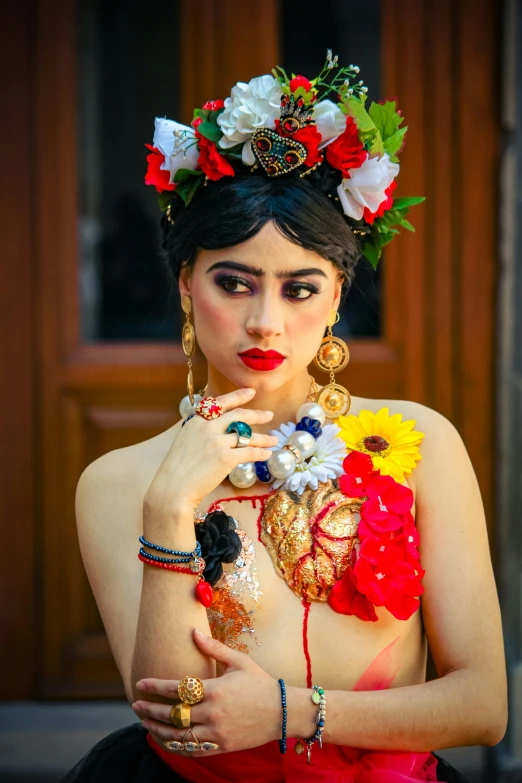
[216,275,319,301]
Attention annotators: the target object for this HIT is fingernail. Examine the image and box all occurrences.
[136,680,144,689]
[194,628,210,640]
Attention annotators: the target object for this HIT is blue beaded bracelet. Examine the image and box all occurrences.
[139,536,201,559]
[138,548,196,565]
[278,678,287,754]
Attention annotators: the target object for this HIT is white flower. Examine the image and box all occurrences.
[217,75,281,152]
[337,151,399,220]
[152,117,199,180]
[313,100,346,147]
[269,422,347,495]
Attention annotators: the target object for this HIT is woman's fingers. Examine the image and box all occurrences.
[213,387,257,414]
[224,432,279,449]
[136,677,180,699]
[132,699,207,726]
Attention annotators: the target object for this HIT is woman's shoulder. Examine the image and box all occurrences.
[75,421,182,528]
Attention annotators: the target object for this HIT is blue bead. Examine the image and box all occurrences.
[295,416,322,439]
[255,461,272,482]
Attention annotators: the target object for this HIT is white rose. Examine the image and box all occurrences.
[152,117,199,180]
[217,74,281,150]
[337,152,400,220]
[313,99,346,146]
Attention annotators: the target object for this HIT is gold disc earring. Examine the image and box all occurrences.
[181,294,196,405]
[314,310,352,417]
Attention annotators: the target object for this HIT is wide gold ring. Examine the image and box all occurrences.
[178,675,205,705]
[169,702,191,729]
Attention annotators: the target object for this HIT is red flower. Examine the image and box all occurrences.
[353,556,423,620]
[361,474,413,533]
[290,75,312,93]
[144,144,175,193]
[364,180,397,224]
[328,566,379,622]
[293,124,323,166]
[325,116,367,176]
[202,99,225,111]
[197,137,234,181]
[340,451,375,497]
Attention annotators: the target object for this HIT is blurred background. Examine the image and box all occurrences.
[1,0,521,780]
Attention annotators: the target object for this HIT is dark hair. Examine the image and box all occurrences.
[160,164,364,298]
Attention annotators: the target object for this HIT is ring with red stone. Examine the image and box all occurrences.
[195,396,223,420]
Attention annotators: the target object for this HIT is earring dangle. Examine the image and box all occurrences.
[314,310,352,418]
[178,295,203,419]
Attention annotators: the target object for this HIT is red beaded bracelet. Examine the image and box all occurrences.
[138,552,213,608]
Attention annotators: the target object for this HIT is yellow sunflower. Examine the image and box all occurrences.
[335,407,424,483]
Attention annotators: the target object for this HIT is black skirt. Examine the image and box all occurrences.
[60,723,471,783]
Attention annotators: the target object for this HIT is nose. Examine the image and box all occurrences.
[245,292,284,339]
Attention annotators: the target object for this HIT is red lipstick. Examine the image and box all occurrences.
[238,348,285,371]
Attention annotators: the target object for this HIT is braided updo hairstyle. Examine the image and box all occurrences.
[160,158,364,300]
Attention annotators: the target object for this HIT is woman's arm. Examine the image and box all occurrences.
[135,402,507,752]
[75,388,277,706]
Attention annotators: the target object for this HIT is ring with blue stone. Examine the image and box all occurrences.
[226,420,253,448]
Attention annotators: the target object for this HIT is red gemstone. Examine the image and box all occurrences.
[267,163,279,176]
[282,117,299,134]
[284,150,300,165]
[195,580,213,608]
[256,137,271,152]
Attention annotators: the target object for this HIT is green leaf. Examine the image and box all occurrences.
[383,128,408,161]
[368,100,408,161]
[399,218,415,232]
[197,120,223,143]
[393,196,426,208]
[343,96,383,157]
[173,168,204,185]
[176,176,203,206]
[158,191,173,212]
[362,239,380,269]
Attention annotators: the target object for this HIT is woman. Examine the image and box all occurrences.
[63,53,506,782]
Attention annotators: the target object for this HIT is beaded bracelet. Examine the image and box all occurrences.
[277,678,287,754]
[139,535,201,559]
[295,685,326,763]
[138,552,213,608]
[138,547,195,565]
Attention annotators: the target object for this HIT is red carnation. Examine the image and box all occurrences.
[340,450,375,497]
[202,99,225,111]
[364,180,397,224]
[290,75,313,93]
[353,556,423,620]
[197,136,234,181]
[144,144,175,193]
[328,566,379,622]
[325,116,367,177]
[293,124,323,166]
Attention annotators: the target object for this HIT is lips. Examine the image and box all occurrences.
[238,348,285,372]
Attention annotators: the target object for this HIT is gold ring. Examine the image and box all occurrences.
[169,702,191,729]
[178,676,205,705]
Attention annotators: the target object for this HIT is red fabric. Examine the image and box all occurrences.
[147,734,439,782]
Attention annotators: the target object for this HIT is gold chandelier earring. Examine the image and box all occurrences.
[181,294,196,406]
[314,310,352,418]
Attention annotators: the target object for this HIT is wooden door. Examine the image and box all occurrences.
[0,0,499,698]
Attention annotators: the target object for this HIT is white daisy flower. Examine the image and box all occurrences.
[268,422,348,495]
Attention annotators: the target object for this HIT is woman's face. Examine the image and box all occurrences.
[179,221,343,393]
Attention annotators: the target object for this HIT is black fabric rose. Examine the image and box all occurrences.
[194,510,242,587]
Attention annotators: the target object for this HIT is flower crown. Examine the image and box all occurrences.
[144,50,425,267]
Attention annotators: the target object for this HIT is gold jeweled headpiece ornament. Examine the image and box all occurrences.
[145,49,424,268]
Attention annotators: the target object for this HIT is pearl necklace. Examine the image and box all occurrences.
[178,378,339,491]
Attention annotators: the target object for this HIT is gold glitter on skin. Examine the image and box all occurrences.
[261,479,362,602]
[206,529,262,652]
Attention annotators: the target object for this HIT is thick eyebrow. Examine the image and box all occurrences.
[206,261,328,279]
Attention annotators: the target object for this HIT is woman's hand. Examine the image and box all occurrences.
[143,388,279,524]
[132,629,284,755]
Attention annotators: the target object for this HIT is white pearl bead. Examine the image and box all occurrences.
[296,402,326,426]
[267,449,297,479]
[288,430,316,460]
[179,394,203,419]
[229,462,257,488]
